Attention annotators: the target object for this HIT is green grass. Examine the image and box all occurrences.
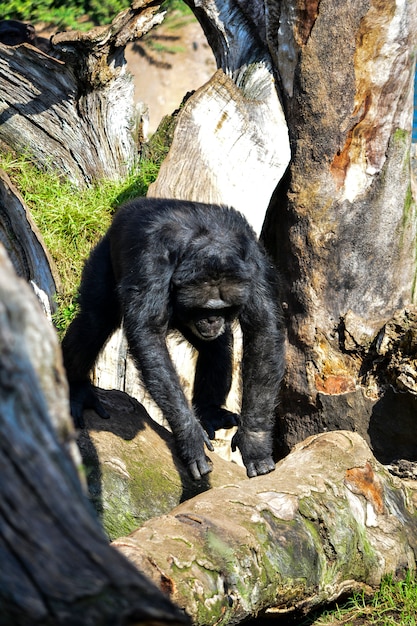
[302,571,417,626]
[1,0,192,30]
[0,151,161,333]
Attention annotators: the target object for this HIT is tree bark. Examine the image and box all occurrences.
[0,243,188,626]
[114,430,417,626]
[0,0,164,185]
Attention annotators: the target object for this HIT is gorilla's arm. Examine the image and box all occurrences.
[185,326,239,439]
[121,284,215,480]
[234,267,285,477]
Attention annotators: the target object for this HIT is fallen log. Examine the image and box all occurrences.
[76,387,247,540]
[114,430,417,625]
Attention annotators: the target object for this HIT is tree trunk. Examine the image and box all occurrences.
[0,0,164,185]
[260,0,417,460]
[148,0,417,463]
[114,430,417,626]
[0,243,188,626]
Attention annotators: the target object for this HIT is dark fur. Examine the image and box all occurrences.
[62,198,285,479]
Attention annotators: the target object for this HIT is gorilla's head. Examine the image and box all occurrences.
[172,249,253,341]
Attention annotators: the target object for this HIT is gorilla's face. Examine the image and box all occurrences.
[171,243,254,341]
[173,279,249,341]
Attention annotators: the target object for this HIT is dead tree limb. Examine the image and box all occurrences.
[0,169,59,315]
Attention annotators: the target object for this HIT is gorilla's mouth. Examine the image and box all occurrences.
[191,316,225,340]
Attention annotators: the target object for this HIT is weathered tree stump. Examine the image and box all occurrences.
[0,0,164,185]
[260,0,417,460]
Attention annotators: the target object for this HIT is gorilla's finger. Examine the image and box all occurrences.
[245,462,257,478]
[188,456,212,480]
[188,461,203,480]
[245,457,275,478]
[197,456,213,476]
[204,424,216,440]
[72,407,85,429]
[255,458,275,475]
[92,398,110,420]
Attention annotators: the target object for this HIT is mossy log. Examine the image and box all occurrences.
[113,430,417,625]
[76,388,246,541]
[0,243,188,626]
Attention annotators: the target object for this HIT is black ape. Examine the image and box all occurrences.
[62,198,285,480]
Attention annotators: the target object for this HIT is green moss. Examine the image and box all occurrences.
[298,494,379,586]
[98,455,183,540]
[393,128,410,145]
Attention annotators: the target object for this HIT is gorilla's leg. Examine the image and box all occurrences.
[191,327,239,439]
[62,236,121,426]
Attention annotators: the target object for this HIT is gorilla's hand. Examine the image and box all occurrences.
[177,423,214,480]
[232,429,275,478]
[69,381,110,428]
[198,407,239,439]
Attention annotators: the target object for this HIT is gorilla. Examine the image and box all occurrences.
[62,198,285,480]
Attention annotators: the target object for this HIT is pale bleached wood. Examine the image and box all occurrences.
[148,68,290,235]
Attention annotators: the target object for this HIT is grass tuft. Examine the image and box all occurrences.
[303,570,417,626]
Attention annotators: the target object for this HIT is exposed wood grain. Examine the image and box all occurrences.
[0,0,164,185]
[0,169,59,315]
